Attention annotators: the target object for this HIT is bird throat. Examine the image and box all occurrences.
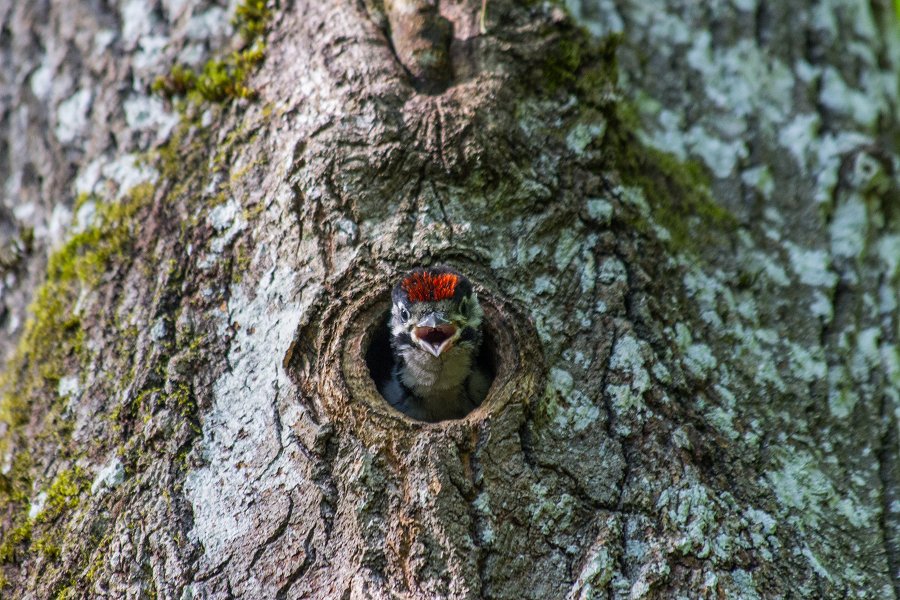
[399,344,472,404]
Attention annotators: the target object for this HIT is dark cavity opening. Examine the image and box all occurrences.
[365,310,497,422]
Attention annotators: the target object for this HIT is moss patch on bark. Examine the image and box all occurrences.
[0,183,155,588]
[152,0,270,103]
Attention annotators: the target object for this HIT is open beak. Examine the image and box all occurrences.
[413,312,458,357]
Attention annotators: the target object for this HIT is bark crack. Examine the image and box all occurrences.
[458,427,488,595]
[517,417,537,472]
[259,368,287,479]
[431,180,454,245]
[877,388,900,599]
[434,100,448,174]
[275,528,316,600]
[249,495,295,570]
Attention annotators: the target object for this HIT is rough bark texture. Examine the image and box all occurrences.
[0,0,898,598]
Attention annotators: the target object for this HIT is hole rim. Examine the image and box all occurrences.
[336,282,541,432]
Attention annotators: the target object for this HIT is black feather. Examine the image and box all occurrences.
[459,326,479,345]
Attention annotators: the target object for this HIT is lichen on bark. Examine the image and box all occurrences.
[0,20,274,591]
[0,0,898,598]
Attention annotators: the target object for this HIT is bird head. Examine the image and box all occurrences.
[390,266,483,359]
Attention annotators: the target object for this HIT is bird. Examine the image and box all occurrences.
[380,265,490,422]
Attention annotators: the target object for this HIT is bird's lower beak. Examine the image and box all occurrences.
[413,313,458,357]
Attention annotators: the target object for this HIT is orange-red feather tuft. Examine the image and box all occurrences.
[402,272,459,302]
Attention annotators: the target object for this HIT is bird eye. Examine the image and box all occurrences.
[399,306,410,321]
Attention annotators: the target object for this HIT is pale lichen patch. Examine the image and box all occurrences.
[876,234,900,277]
[768,447,875,545]
[566,539,616,599]
[123,94,177,135]
[90,457,125,495]
[546,368,600,433]
[57,376,80,400]
[786,343,827,383]
[74,153,158,201]
[472,491,495,544]
[528,482,577,536]
[829,195,868,260]
[683,343,716,379]
[566,122,606,154]
[566,0,899,594]
[778,114,820,172]
[785,243,838,289]
[819,67,879,128]
[596,257,627,285]
[55,89,93,145]
[185,264,312,565]
[809,290,834,322]
[553,229,583,271]
[585,198,613,225]
[741,165,775,200]
[27,492,47,521]
[606,334,652,434]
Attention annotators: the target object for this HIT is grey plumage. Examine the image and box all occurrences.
[381,266,489,421]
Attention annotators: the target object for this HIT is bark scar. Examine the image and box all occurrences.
[380,0,454,93]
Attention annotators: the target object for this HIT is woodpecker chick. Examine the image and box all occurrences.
[382,266,489,422]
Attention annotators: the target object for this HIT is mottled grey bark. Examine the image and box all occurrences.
[0,0,898,598]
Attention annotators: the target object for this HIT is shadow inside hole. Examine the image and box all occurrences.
[364,310,498,421]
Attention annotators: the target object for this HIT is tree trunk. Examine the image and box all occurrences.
[1,0,898,598]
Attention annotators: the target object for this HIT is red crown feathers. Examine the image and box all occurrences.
[402,272,459,302]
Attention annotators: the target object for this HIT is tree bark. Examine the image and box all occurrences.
[0,0,898,598]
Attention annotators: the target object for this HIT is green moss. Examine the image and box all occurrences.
[543,37,583,90]
[45,528,110,599]
[0,451,32,573]
[510,1,738,252]
[36,468,87,525]
[15,182,152,390]
[233,0,270,41]
[81,537,110,585]
[0,467,87,568]
[167,383,200,435]
[31,533,60,561]
[150,64,197,98]
[0,284,85,460]
[47,183,152,286]
[231,244,252,284]
[193,45,265,102]
[0,450,30,506]
[241,200,265,222]
[111,385,164,431]
[0,519,33,563]
[72,192,92,214]
[54,585,77,600]
[153,0,270,104]
[156,118,206,184]
[26,468,88,567]
[0,183,155,587]
[602,102,738,253]
[213,122,251,169]
[520,8,734,254]
[532,21,738,254]
[0,467,93,594]
[530,23,620,96]
[0,3,270,583]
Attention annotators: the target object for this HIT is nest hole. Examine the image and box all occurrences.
[364,309,499,423]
